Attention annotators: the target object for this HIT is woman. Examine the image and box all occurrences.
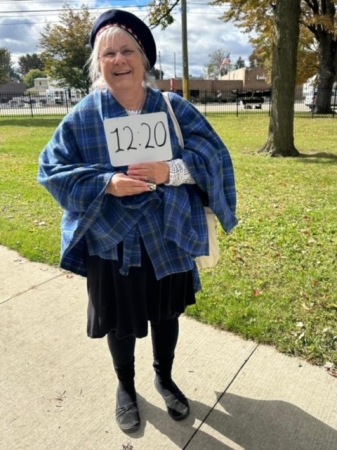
[38,9,237,433]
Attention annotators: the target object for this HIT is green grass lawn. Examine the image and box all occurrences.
[1,114,336,366]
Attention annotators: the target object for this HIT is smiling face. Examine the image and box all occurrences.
[98,29,146,95]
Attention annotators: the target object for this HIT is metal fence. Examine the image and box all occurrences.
[0,89,336,118]
[0,91,84,117]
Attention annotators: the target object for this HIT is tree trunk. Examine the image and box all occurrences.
[314,1,337,114]
[259,0,301,157]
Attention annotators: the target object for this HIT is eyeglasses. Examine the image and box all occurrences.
[99,49,136,61]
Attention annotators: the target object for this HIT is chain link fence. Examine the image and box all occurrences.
[0,89,336,118]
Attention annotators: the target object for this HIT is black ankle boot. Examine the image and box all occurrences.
[107,332,140,432]
[154,375,190,421]
[151,318,189,420]
[115,383,140,433]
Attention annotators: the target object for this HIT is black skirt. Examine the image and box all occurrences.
[85,242,196,339]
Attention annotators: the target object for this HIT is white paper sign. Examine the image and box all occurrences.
[104,112,173,167]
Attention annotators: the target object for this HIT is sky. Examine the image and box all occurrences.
[0,0,253,79]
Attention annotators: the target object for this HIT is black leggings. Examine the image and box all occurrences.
[107,317,179,382]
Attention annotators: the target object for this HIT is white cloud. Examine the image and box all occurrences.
[0,1,253,78]
[0,0,91,63]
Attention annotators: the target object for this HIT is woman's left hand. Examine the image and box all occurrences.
[127,162,170,185]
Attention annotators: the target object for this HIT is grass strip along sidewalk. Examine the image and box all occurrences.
[0,115,336,366]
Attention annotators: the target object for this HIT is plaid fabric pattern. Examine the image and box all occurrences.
[38,88,237,292]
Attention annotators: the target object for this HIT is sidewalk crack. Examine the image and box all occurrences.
[0,272,65,305]
[182,343,259,449]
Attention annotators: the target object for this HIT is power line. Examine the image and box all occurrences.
[0,8,224,27]
[1,6,149,14]
[0,1,226,14]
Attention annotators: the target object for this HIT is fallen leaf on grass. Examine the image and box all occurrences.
[253,289,263,297]
[301,303,311,311]
[34,220,46,227]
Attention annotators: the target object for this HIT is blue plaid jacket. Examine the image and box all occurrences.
[38,87,237,292]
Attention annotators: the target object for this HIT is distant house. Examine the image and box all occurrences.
[26,77,50,93]
[26,77,83,105]
[0,82,27,102]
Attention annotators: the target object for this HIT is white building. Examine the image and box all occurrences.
[27,77,84,105]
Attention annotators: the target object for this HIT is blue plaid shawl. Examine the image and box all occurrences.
[38,87,237,292]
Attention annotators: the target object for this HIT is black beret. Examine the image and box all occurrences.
[90,9,157,69]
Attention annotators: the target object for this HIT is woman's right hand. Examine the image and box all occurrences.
[105,173,151,197]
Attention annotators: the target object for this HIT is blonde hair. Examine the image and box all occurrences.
[88,26,152,90]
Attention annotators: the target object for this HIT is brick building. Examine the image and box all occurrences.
[154,67,271,100]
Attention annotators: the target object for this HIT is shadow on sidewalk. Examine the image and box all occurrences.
[133,392,337,450]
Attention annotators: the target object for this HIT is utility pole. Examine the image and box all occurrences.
[174,52,177,78]
[158,51,163,79]
[181,0,189,100]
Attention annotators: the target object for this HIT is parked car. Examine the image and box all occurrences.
[8,98,24,108]
[305,88,337,110]
[240,97,264,109]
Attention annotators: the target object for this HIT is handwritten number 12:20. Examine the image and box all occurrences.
[109,121,167,154]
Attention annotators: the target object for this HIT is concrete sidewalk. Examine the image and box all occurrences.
[1,245,336,450]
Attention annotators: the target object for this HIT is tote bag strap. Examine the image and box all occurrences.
[162,92,184,148]
[162,94,219,269]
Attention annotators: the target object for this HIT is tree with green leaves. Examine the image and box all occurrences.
[149,0,179,29]
[18,53,44,77]
[10,69,21,81]
[39,4,94,94]
[248,50,264,69]
[234,56,245,69]
[150,67,165,79]
[0,48,12,84]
